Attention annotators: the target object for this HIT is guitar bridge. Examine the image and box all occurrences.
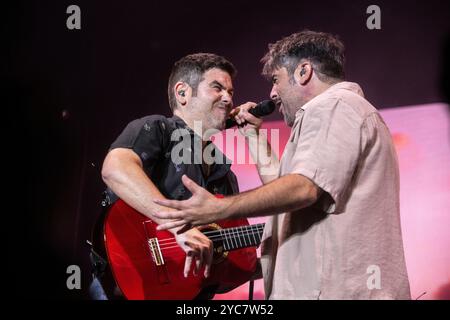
[148,237,165,266]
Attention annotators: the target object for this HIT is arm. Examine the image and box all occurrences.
[102,148,213,277]
[246,131,280,185]
[101,147,173,225]
[232,102,279,184]
[222,173,321,219]
[153,173,322,230]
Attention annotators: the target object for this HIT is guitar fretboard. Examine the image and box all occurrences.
[204,223,265,251]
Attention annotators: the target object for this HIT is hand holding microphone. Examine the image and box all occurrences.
[225,100,276,135]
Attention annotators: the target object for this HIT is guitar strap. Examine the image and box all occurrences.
[87,243,124,299]
[89,244,107,278]
[88,200,126,299]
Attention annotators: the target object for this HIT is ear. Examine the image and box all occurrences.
[174,82,191,107]
[294,62,313,85]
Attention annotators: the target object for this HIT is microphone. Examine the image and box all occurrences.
[225,100,276,129]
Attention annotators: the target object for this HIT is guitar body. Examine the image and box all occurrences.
[100,199,258,300]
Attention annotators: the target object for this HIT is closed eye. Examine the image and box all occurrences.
[210,80,233,96]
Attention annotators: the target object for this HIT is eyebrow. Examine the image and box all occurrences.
[210,80,234,94]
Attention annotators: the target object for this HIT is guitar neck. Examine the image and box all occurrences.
[203,223,265,251]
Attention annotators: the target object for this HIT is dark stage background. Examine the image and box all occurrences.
[5,0,449,299]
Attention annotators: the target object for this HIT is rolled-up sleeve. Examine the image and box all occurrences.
[289,98,364,214]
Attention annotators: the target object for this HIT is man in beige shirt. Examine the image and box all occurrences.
[153,30,411,299]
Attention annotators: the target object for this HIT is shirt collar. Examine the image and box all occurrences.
[171,114,190,129]
[299,81,364,112]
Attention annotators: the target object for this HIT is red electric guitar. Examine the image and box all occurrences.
[91,198,265,300]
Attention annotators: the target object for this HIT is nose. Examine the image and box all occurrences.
[270,86,278,101]
[222,91,233,108]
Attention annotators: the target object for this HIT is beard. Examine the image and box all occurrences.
[201,110,226,136]
[189,100,227,132]
[284,113,295,127]
[210,103,229,130]
[210,115,226,130]
[282,103,296,127]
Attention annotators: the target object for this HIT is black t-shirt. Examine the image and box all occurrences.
[107,114,239,202]
[102,114,240,300]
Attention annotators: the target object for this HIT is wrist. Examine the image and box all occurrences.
[218,196,234,220]
[244,128,260,139]
[239,127,259,138]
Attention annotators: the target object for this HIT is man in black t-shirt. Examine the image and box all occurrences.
[96,53,262,299]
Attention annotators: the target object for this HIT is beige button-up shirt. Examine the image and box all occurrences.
[260,82,411,299]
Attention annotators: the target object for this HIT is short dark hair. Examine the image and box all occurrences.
[168,53,237,110]
[261,30,345,82]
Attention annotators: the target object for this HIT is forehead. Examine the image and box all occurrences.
[271,66,288,78]
[201,68,233,87]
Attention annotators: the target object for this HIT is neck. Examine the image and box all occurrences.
[317,78,341,94]
[301,78,342,107]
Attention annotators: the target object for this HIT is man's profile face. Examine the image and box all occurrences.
[189,68,234,131]
[270,67,299,127]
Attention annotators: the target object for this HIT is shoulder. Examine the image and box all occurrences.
[127,114,170,128]
[324,82,378,118]
[122,114,178,136]
[305,90,376,126]
[110,114,173,150]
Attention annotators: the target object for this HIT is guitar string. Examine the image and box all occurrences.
[155,230,265,258]
[157,225,264,245]
[156,226,265,251]
[156,223,265,240]
[154,227,265,258]
[158,233,265,252]
[156,228,265,252]
[158,232,265,251]
[150,225,265,261]
[165,223,265,237]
